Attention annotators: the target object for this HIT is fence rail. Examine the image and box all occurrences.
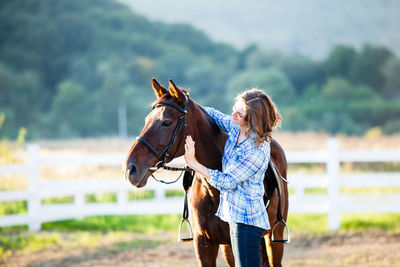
[1,139,400,231]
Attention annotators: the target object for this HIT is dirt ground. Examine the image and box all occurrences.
[3,230,400,267]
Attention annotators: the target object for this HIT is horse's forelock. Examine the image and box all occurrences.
[150,94,172,108]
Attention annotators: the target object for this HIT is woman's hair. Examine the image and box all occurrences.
[235,89,281,146]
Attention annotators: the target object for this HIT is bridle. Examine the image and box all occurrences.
[136,92,195,241]
[136,94,192,182]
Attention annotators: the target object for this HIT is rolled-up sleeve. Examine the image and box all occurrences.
[208,147,268,191]
[203,107,232,133]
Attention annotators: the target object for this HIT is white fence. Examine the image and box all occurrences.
[1,139,400,231]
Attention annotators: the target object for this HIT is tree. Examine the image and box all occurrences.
[227,68,296,106]
[324,45,357,79]
[320,77,378,103]
[349,44,393,91]
[45,81,93,138]
[382,57,400,98]
[0,63,43,138]
[277,54,325,95]
[246,49,325,95]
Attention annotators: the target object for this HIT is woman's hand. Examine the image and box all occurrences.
[184,135,196,167]
[184,135,212,181]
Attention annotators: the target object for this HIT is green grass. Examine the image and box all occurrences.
[0,228,163,262]
[304,188,327,194]
[0,200,27,215]
[128,190,155,201]
[42,196,74,205]
[0,191,157,215]
[288,163,326,174]
[0,214,180,262]
[1,213,400,262]
[290,187,400,196]
[166,190,185,197]
[287,213,400,235]
[41,214,182,233]
[288,162,400,174]
[286,214,330,234]
[0,230,60,260]
[341,213,400,232]
[85,192,117,203]
[341,162,400,173]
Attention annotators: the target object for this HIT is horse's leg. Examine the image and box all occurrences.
[193,235,219,267]
[263,231,284,267]
[260,235,270,267]
[263,232,273,267]
[270,225,285,267]
[263,223,285,267]
[221,244,235,267]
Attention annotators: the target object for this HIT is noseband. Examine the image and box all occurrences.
[136,94,189,172]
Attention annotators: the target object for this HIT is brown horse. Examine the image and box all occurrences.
[123,79,288,267]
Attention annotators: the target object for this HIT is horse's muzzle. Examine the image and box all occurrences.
[124,162,137,183]
[124,162,149,188]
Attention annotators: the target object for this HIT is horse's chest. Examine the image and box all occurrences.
[188,184,230,244]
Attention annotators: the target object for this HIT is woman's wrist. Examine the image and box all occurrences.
[189,161,211,180]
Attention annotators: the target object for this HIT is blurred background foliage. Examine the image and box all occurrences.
[0,0,399,139]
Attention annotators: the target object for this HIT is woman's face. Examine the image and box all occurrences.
[231,100,248,128]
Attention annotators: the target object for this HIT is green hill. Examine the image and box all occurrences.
[0,0,399,139]
[0,0,237,138]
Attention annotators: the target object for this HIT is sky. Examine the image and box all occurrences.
[117,0,400,58]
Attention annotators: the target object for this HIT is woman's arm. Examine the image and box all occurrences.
[203,107,232,133]
[208,145,269,191]
[184,135,211,179]
[184,135,270,191]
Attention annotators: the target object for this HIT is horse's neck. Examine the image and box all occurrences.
[188,106,226,210]
[192,107,227,171]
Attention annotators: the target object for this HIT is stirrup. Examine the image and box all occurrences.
[271,219,290,243]
[177,218,193,242]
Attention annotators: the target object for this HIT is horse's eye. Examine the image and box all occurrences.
[161,120,172,127]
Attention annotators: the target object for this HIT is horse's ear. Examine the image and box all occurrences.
[168,79,186,103]
[152,78,168,98]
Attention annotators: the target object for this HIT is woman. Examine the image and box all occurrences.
[184,89,281,267]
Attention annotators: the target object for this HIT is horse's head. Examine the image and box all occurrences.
[123,78,190,188]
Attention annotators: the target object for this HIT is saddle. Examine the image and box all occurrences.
[177,161,290,243]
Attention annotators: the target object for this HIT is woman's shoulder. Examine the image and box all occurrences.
[244,137,270,155]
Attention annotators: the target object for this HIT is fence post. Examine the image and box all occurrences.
[27,144,41,232]
[74,192,85,220]
[117,190,128,206]
[155,187,165,202]
[327,138,340,231]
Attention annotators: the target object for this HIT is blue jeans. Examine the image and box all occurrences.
[229,222,266,267]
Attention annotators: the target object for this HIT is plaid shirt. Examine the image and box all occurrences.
[204,107,271,230]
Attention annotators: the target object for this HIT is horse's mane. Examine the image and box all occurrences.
[199,105,225,136]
